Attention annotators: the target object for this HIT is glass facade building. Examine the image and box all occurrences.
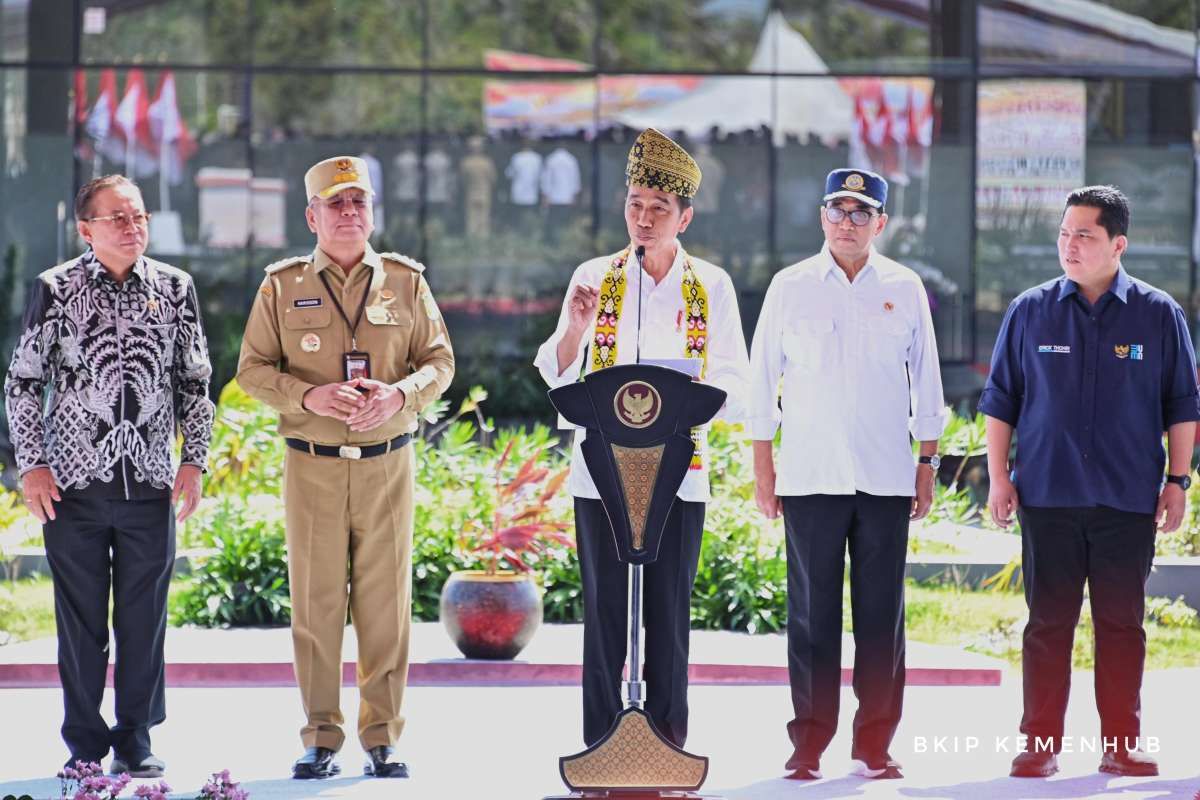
[0,0,1195,421]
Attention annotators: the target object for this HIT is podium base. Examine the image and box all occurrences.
[557,708,709,795]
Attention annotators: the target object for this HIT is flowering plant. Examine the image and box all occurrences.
[56,761,136,800]
[197,769,249,800]
[132,781,172,800]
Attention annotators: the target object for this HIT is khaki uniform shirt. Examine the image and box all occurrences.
[237,243,455,445]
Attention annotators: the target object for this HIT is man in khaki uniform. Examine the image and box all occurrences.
[237,156,454,780]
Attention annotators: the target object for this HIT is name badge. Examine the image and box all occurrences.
[344,351,372,382]
[295,298,323,308]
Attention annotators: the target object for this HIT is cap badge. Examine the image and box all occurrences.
[843,173,865,192]
[301,332,322,353]
[332,158,359,185]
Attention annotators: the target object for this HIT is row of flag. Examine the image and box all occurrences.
[846,81,937,181]
[74,69,196,185]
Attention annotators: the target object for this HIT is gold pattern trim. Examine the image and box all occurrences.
[611,443,664,551]
[625,128,702,198]
[561,710,707,789]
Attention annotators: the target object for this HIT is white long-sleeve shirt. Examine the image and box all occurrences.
[749,244,948,497]
[540,148,581,205]
[506,149,543,206]
[535,242,751,502]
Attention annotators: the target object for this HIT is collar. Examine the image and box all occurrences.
[625,239,686,287]
[313,242,383,276]
[1056,264,1131,304]
[83,249,149,283]
[819,243,878,282]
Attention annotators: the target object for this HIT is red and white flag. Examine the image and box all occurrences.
[868,93,900,178]
[105,69,156,177]
[84,69,117,147]
[848,92,873,171]
[148,71,196,184]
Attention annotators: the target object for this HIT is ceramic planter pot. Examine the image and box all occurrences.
[439,570,543,659]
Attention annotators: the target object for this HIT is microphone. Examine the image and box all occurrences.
[634,246,646,364]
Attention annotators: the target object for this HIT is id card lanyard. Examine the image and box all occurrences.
[318,266,379,380]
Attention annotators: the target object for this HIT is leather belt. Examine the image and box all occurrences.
[285,433,411,460]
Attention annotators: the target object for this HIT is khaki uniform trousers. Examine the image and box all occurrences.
[283,443,414,751]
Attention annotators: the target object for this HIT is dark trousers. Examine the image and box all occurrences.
[1017,505,1156,751]
[782,492,910,762]
[43,495,175,763]
[575,497,705,748]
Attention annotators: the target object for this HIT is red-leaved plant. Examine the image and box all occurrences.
[464,440,573,573]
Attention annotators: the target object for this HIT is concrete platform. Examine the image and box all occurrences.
[0,622,1005,688]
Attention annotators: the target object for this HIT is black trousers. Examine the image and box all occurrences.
[782,492,910,762]
[575,497,705,748]
[1017,505,1156,751]
[43,495,175,763]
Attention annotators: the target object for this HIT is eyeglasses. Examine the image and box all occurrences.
[823,206,876,227]
[86,212,152,229]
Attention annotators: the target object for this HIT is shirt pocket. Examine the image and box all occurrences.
[782,317,835,373]
[282,306,333,356]
[365,305,413,327]
[864,314,909,365]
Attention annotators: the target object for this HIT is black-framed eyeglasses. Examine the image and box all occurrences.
[86,212,152,229]
[822,206,876,227]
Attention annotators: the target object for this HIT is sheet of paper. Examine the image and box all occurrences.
[641,357,702,378]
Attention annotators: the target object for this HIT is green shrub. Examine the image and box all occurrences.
[1146,595,1198,629]
[169,495,291,627]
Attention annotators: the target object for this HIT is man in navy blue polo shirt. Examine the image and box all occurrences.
[980,185,1199,779]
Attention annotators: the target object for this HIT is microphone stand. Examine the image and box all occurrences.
[626,244,648,709]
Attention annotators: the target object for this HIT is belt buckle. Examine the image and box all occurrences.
[338,445,362,460]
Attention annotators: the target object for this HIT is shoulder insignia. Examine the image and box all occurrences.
[264,255,311,275]
[378,252,426,273]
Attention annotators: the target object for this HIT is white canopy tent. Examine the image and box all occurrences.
[614,11,854,145]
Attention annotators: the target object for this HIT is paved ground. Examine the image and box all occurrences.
[1,670,1198,799]
[0,624,1003,688]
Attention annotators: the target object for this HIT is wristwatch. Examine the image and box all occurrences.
[1166,473,1192,490]
[918,454,941,469]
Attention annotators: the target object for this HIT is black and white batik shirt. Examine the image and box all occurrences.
[4,250,214,498]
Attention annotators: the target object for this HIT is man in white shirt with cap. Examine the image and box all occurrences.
[749,168,947,781]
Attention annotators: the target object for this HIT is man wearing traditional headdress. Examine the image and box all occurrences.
[534,129,751,747]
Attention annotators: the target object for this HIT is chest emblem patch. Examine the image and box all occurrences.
[1114,344,1130,359]
[300,332,321,353]
[1115,344,1143,360]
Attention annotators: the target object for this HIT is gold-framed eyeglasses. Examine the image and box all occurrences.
[86,212,152,229]
[822,206,876,227]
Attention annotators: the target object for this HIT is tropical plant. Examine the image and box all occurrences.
[203,379,286,499]
[462,439,573,574]
[169,495,290,627]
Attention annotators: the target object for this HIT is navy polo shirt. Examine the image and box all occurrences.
[979,266,1200,514]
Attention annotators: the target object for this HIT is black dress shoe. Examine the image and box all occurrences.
[1099,749,1158,777]
[292,746,340,780]
[364,745,409,778]
[1010,749,1058,777]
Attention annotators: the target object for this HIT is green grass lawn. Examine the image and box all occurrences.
[0,576,56,644]
[901,579,1200,670]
